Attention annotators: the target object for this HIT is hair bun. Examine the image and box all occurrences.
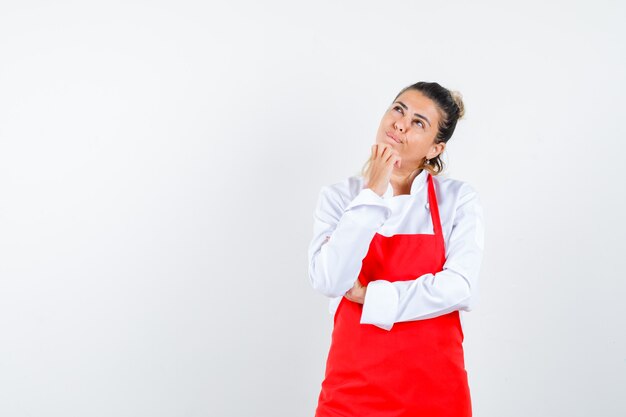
[449,90,465,119]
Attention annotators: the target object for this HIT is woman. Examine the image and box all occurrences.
[308,81,485,417]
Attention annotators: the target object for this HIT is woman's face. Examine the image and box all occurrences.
[375,89,445,170]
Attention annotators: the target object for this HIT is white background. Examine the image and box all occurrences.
[1,1,625,416]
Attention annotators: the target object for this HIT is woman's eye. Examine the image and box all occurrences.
[392,106,423,128]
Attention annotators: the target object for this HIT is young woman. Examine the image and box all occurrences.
[308,81,485,417]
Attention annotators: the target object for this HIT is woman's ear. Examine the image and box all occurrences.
[428,142,446,159]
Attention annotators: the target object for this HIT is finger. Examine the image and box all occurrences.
[383,148,397,163]
[378,144,390,159]
[387,147,402,163]
[371,144,377,159]
[379,144,391,160]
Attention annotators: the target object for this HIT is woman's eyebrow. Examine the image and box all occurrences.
[394,101,431,127]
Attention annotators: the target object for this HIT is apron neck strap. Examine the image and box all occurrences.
[427,173,444,238]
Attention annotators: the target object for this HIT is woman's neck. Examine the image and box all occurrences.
[390,168,423,196]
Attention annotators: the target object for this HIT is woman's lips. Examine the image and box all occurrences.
[386,132,401,143]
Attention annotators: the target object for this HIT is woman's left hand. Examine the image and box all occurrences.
[344,279,367,304]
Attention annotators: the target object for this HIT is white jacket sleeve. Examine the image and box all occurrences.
[308,185,392,298]
[360,183,485,331]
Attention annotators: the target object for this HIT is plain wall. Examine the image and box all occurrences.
[1,1,625,416]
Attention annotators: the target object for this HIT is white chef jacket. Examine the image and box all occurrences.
[308,169,485,331]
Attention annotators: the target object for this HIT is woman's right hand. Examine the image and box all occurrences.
[366,144,401,197]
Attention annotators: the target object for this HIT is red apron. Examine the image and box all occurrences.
[315,173,472,417]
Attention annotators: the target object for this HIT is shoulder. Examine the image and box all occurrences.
[432,172,479,196]
[318,174,365,208]
[431,172,481,205]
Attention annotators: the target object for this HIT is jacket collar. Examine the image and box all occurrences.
[382,169,429,199]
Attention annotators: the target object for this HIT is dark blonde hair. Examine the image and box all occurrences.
[360,81,465,178]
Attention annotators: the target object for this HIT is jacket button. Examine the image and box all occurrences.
[425,202,430,210]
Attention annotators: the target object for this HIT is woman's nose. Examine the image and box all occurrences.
[394,121,406,132]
